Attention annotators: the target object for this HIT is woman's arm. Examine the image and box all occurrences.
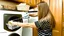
[11,13,52,29]
[17,22,37,28]
[11,21,37,28]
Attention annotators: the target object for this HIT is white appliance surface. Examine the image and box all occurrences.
[0,10,25,32]
[0,10,25,36]
[0,10,38,36]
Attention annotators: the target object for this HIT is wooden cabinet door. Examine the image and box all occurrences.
[14,0,41,7]
[63,0,64,36]
[50,0,62,36]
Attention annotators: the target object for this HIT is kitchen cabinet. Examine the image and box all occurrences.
[63,0,64,36]
[63,24,64,36]
[13,0,41,7]
[0,0,18,5]
[63,31,64,36]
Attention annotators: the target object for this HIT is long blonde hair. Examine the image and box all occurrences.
[38,2,55,28]
[38,2,49,20]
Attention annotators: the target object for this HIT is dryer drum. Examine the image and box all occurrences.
[9,33,20,36]
[8,15,23,22]
[4,14,23,32]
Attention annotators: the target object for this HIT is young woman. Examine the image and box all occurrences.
[11,2,55,36]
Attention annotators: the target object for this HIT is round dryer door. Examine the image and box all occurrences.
[4,14,23,32]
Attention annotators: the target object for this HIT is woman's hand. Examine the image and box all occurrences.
[29,12,38,17]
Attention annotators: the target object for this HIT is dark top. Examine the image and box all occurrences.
[35,20,52,36]
[35,13,53,36]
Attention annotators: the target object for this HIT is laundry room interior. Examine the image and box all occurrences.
[0,0,64,36]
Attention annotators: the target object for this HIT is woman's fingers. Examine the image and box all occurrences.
[29,12,38,17]
[8,20,18,26]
